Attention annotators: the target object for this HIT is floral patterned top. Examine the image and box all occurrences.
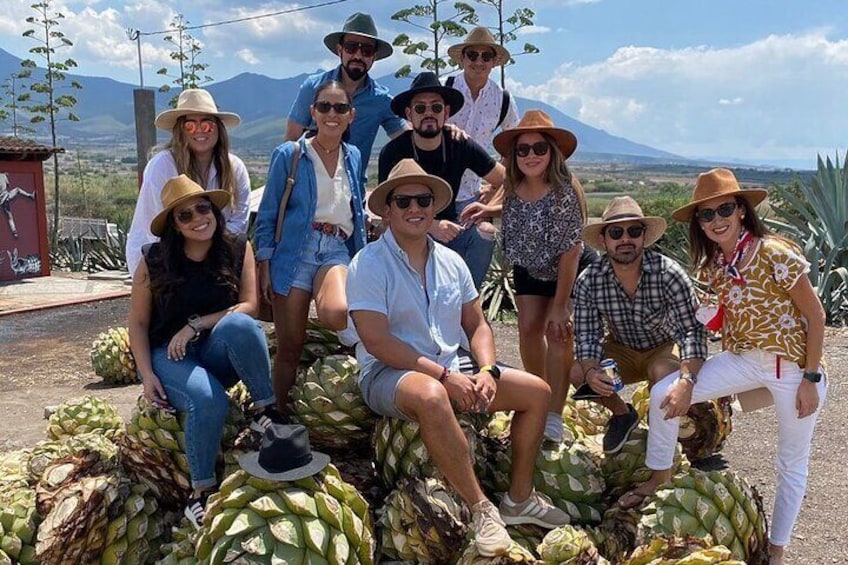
[502,183,583,281]
[710,237,810,366]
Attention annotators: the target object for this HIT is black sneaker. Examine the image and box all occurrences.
[250,405,290,433]
[603,403,639,454]
[185,491,211,530]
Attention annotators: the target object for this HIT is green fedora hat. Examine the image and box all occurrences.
[323,13,393,61]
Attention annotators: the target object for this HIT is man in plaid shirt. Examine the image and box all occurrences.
[573,196,707,454]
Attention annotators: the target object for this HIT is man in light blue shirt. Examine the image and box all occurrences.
[346,159,569,558]
[285,12,407,184]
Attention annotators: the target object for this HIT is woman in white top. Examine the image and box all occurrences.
[126,89,250,275]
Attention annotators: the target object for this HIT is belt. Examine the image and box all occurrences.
[312,222,348,240]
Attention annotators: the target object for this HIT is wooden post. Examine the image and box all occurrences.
[133,89,157,188]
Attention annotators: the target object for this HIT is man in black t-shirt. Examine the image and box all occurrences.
[378,72,505,289]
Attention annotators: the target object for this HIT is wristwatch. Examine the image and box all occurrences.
[480,364,501,380]
[802,371,822,383]
[678,371,698,386]
[187,315,203,342]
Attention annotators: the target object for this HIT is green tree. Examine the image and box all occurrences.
[21,0,82,244]
[157,14,212,106]
[472,0,539,88]
[1,71,37,137]
[391,1,477,78]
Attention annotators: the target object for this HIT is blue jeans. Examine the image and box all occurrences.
[445,197,496,290]
[151,313,274,489]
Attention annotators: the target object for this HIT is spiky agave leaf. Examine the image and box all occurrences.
[154,517,199,565]
[90,326,138,385]
[0,486,41,565]
[456,539,540,565]
[582,505,640,562]
[26,431,118,484]
[621,534,745,564]
[562,399,611,437]
[537,524,609,564]
[46,395,124,441]
[0,450,31,493]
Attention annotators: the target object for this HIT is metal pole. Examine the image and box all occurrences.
[127,28,143,88]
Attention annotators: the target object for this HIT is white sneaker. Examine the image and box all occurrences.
[499,489,570,529]
[470,499,512,556]
[544,411,564,442]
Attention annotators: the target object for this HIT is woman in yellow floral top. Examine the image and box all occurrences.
[619,168,826,565]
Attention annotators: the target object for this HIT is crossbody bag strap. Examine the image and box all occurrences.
[273,142,302,244]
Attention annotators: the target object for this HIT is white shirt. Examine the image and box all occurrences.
[125,150,251,275]
[307,141,354,237]
[447,73,519,201]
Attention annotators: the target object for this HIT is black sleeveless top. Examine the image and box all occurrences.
[145,234,247,348]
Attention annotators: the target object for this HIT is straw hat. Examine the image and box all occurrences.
[323,12,393,61]
[154,89,241,131]
[447,26,510,67]
[582,196,667,250]
[672,168,768,222]
[390,72,465,117]
[493,109,577,159]
[239,424,330,482]
[149,175,230,236]
[367,159,453,216]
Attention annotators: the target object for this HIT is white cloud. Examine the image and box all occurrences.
[510,31,848,160]
[519,26,552,36]
[236,48,259,65]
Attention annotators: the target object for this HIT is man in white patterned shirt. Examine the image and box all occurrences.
[444,27,520,288]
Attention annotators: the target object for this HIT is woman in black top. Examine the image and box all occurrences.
[128,174,285,529]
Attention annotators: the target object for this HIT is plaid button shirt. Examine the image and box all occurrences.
[573,249,708,362]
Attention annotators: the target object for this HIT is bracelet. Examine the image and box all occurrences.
[438,366,450,384]
[187,315,203,342]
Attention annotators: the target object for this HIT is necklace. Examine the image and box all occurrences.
[411,137,447,166]
[312,138,340,155]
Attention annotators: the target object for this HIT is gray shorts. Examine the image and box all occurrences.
[359,365,415,421]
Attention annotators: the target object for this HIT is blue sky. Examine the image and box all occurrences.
[1,0,846,167]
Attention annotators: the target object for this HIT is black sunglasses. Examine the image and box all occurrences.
[412,102,445,115]
[605,224,646,240]
[697,201,738,223]
[464,49,496,63]
[176,201,213,224]
[389,193,435,209]
[314,101,352,114]
[515,141,550,158]
[342,41,376,58]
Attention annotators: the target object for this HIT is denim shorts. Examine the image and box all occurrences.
[290,229,350,293]
[359,365,415,421]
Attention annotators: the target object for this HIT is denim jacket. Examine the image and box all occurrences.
[255,137,367,295]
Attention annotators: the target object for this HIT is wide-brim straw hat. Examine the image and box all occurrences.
[493,109,577,160]
[239,424,330,482]
[323,12,393,61]
[390,71,465,117]
[150,174,230,236]
[582,195,667,250]
[154,89,241,131]
[367,159,453,217]
[672,168,768,222]
[447,26,510,67]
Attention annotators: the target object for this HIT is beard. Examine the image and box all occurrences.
[608,245,642,265]
[343,62,367,81]
[413,120,442,139]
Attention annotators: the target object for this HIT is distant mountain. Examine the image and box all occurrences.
[0,47,681,161]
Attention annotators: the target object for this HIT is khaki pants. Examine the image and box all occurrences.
[602,340,679,385]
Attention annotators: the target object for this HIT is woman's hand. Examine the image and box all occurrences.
[660,379,694,419]
[796,379,820,418]
[460,202,492,226]
[167,326,196,361]
[544,302,573,343]
[258,260,274,304]
[142,373,173,412]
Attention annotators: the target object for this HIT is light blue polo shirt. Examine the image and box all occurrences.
[346,228,478,382]
[288,66,406,184]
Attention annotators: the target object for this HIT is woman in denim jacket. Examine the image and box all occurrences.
[255,81,367,411]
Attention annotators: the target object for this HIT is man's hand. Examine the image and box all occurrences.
[471,371,498,412]
[443,371,481,412]
[430,220,464,243]
[796,379,820,418]
[585,367,615,396]
[660,378,694,419]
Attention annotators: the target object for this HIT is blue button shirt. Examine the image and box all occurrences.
[288,67,406,185]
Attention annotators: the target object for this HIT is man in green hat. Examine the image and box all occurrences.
[285,13,408,185]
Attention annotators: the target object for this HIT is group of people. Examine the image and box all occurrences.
[123,11,826,563]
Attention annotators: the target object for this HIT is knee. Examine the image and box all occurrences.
[649,376,674,410]
[512,370,551,408]
[190,387,229,423]
[215,313,264,345]
[406,381,452,422]
[517,317,544,341]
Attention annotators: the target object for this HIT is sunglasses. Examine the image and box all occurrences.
[314,101,352,114]
[697,201,738,223]
[389,193,435,209]
[464,49,496,63]
[515,141,550,158]
[342,41,376,58]
[175,201,213,224]
[412,102,445,115]
[182,119,217,135]
[605,224,646,240]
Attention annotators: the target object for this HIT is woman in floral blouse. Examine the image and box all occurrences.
[626,168,826,565]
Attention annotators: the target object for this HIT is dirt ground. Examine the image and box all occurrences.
[0,297,845,564]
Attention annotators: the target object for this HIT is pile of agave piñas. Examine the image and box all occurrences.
[0,321,768,564]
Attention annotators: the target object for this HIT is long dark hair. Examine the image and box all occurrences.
[148,200,241,304]
[688,196,771,275]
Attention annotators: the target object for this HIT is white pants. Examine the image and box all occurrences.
[647,349,827,547]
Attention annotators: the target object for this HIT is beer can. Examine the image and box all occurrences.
[600,358,624,393]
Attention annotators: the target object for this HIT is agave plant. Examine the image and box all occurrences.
[766,152,848,324]
[480,239,516,320]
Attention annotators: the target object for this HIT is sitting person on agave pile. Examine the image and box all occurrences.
[346,159,569,557]
[572,196,707,454]
[128,175,286,530]
[627,169,827,565]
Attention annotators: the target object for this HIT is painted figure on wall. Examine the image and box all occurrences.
[0,172,37,239]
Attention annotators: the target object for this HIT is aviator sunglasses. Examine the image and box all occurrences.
[389,193,435,209]
[605,224,646,240]
[412,102,445,115]
[342,41,376,58]
[182,118,217,135]
[515,141,550,158]
[176,201,213,224]
[464,49,496,63]
[696,201,738,223]
[314,101,352,114]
